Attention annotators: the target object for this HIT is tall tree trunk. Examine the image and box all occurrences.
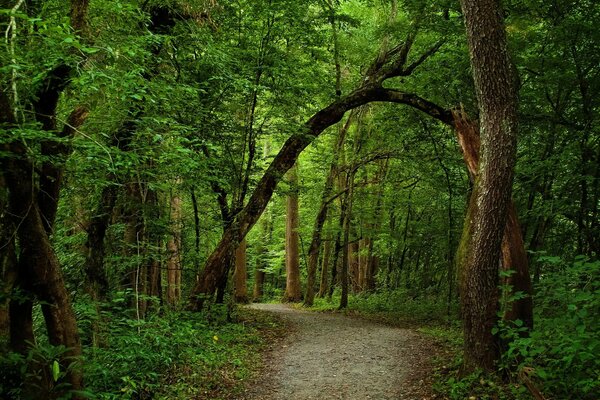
[453,109,533,329]
[83,184,116,300]
[166,190,183,306]
[5,167,84,390]
[253,259,266,302]
[233,238,249,303]
[339,172,356,309]
[328,230,342,299]
[253,207,271,301]
[191,187,201,272]
[123,182,144,313]
[349,240,360,292]
[318,235,333,298]
[0,176,17,337]
[458,0,520,372]
[283,164,302,302]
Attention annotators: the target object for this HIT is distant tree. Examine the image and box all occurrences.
[283,164,302,302]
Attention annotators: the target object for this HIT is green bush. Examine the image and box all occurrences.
[349,289,458,325]
[501,256,600,399]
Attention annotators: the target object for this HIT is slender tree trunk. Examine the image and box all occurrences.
[349,240,360,292]
[365,159,388,291]
[253,208,271,301]
[123,182,144,310]
[318,236,333,298]
[328,230,342,299]
[233,238,249,303]
[83,184,116,300]
[191,187,201,271]
[166,190,183,306]
[253,260,265,302]
[458,0,520,372]
[339,173,356,309]
[284,164,302,302]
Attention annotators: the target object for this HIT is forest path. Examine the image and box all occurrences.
[241,303,437,400]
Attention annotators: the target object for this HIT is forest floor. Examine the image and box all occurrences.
[238,303,442,400]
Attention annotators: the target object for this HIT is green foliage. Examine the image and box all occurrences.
[499,256,600,399]
[76,302,276,399]
[435,368,531,400]
[0,343,88,400]
[348,289,458,326]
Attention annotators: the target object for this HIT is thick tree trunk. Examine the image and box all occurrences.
[283,164,302,302]
[453,109,533,329]
[458,0,520,372]
[233,238,249,303]
[0,177,17,337]
[6,169,84,390]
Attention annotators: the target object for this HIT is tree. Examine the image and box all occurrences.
[283,164,302,302]
[0,0,90,393]
[458,0,520,371]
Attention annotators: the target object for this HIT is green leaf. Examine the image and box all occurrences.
[52,360,60,382]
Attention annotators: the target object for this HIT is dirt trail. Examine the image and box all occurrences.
[241,303,437,400]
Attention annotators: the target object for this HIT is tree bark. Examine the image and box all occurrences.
[283,164,302,302]
[339,170,356,309]
[458,0,520,372]
[0,176,17,337]
[83,184,115,300]
[453,109,533,329]
[5,159,84,390]
[317,236,333,298]
[253,207,271,302]
[166,190,183,306]
[233,238,249,303]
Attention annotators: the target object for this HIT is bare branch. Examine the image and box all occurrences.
[400,39,446,76]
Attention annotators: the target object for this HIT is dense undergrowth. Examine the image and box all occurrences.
[302,255,599,400]
[0,297,283,400]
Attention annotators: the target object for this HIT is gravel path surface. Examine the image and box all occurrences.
[241,303,437,400]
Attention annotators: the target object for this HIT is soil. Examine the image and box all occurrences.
[238,303,441,400]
